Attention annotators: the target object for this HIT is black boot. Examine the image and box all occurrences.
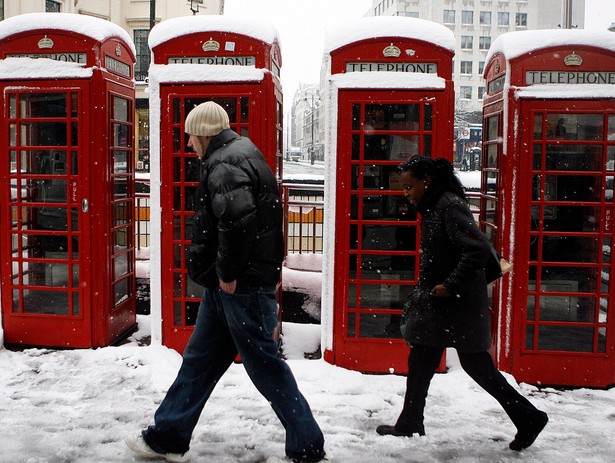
[376,424,424,437]
[509,411,548,451]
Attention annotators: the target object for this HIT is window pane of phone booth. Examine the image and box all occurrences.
[359,313,403,338]
[535,325,601,352]
[533,174,601,202]
[533,114,543,140]
[22,122,67,145]
[424,104,433,131]
[545,145,602,171]
[541,264,599,290]
[19,93,67,117]
[546,114,603,140]
[540,206,601,231]
[487,115,499,140]
[533,144,542,169]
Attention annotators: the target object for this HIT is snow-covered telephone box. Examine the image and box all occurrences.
[0,13,137,348]
[483,29,615,387]
[148,16,283,353]
[321,17,455,374]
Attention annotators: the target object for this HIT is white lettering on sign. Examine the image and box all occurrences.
[168,56,257,66]
[7,53,87,64]
[105,56,131,77]
[345,62,438,73]
[525,71,615,85]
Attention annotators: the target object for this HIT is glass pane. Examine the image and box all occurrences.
[352,104,360,130]
[361,224,417,252]
[541,206,600,231]
[22,289,69,315]
[608,146,615,171]
[546,114,603,141]
[359,312,402,338]
[20,93,67,118]
[347,312,356,337]
[9,94,16,118]
[114,252,129,278]
[542,236,600,263]
[533,114,542,139]
[533,144,542,169]
[388,135,419,161]
[114,123,129,147]
[114,278,129,305]
[540,266,597,292]
[539,175,601,202]
[240,97,249,123]
[114,178,128,199]
[113,96,129,122]
[536,325,596,352]
[486,144,498,168]
[536,295,595,322]
[487,115,499,141]
[71,93,78,117]
[22,122,67,146]
[424,104,432,131]
[114,150,128,173]
[352,134,360,160]
[546,145,602,171]
[71,122,78,146]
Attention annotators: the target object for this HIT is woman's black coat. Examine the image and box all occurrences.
[405,190,493,353]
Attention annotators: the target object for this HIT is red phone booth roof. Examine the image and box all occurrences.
[325,16,455,54]
[148,15,280,50]
[486,28,615,65]
[0,12,136,56]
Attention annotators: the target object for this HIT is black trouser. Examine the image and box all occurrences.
[395,344,542,434]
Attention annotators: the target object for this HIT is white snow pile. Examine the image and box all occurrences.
[0,316,614,462]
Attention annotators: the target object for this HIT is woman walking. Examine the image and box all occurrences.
[376,155,548,451]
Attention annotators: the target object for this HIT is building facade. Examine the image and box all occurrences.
[290,84,324,162]
[1,0,224,170]
[367,0,586,114]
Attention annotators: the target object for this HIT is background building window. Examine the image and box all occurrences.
[46,0,61,12]
[498,12,510,26]
[480,11,492,25]
[479,61,485,75]
[443,10,455,24]
[479,36,491,50]
[478,87,486,100]
[134,29,150,82]
[516,13,528,27]
[406,12,420,18]
[461,36,474,49]
[460,61,473,74]
[460,86,472,99]
[0,0,4,21]
[462,10,474,25]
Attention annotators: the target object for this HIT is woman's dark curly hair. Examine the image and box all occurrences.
[397,155,467,201]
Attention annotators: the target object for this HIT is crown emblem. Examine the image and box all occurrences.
[564,52,582,66]
[494,60,500,74]
[38,35,54,49]
[383,43,401,58]
[115,44,122,57]
[202,37,220,52]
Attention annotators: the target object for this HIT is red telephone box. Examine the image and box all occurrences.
[483,29,615,387]
[147,16,283,352]
[321,17,455,374]
[0,13,137,348]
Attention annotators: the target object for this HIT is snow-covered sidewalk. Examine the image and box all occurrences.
[0,316,613,463]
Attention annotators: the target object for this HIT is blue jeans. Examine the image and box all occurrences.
[145,285,324,459]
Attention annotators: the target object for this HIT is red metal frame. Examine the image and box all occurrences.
[483,45,615,387]
[0,28,136,348]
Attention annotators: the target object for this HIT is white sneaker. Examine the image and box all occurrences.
[125,432,190,463]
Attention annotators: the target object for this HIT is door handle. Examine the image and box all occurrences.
[82,198,89,213]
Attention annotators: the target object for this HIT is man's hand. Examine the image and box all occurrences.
[430,284,452,298]
[219,279,237,294]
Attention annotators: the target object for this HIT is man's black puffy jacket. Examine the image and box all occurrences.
[186,129,283,288]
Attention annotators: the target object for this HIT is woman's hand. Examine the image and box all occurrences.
[430,284,452,298]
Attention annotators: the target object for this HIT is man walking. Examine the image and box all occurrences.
[126,101,326,463]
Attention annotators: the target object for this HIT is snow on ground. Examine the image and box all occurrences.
[0,316,614,463]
